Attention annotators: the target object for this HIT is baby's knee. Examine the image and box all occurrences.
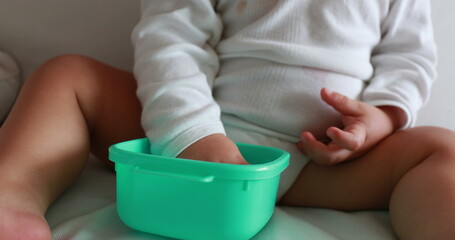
[41,53,93,68]
[37,54,96,75]
[29,54,101,88]
[402,126,455,154]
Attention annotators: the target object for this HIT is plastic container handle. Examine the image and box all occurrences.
[131,166,215,183]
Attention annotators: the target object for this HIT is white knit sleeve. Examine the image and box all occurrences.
[362,0,437,128]
[132,0,225,157]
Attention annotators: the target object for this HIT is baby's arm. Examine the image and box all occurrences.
[300,0,437,165]
[362,0,437,128]
[298,88,406,165]
[133,1,246,164]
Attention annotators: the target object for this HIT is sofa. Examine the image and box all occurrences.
[1,0,454,239]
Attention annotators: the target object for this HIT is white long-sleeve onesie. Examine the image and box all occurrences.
[132,0,437,160]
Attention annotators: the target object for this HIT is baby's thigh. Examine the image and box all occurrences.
[279,126,455,210]
[82,60,145,165]
[40,55,145,165]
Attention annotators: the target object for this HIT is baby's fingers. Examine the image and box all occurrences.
[321,88,364,117]
[326,124,366,151]
[298,132,352,166]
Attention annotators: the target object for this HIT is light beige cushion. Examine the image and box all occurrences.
[0,51,20,123]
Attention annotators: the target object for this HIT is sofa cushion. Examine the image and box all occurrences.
[0,51,20,123]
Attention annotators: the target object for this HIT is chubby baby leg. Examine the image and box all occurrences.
[280,126,455,240]
[0,55,144,240]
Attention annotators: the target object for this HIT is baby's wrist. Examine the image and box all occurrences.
[177,134,247,164]
[377,106,406,131]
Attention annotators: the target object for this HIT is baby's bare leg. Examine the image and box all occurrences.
[280,126,455,239]
[0,55,144,240]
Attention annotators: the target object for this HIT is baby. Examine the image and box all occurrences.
[1,0,454,239]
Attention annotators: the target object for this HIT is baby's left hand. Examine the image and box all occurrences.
[297,88,405,166]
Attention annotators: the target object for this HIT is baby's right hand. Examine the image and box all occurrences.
[177,134,248,165]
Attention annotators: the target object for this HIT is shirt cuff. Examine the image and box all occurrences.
[364,99,414,130]
[160,121,226,158]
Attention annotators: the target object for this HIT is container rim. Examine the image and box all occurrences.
[109,138,290,180]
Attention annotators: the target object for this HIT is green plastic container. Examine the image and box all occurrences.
[109,138,289,240]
